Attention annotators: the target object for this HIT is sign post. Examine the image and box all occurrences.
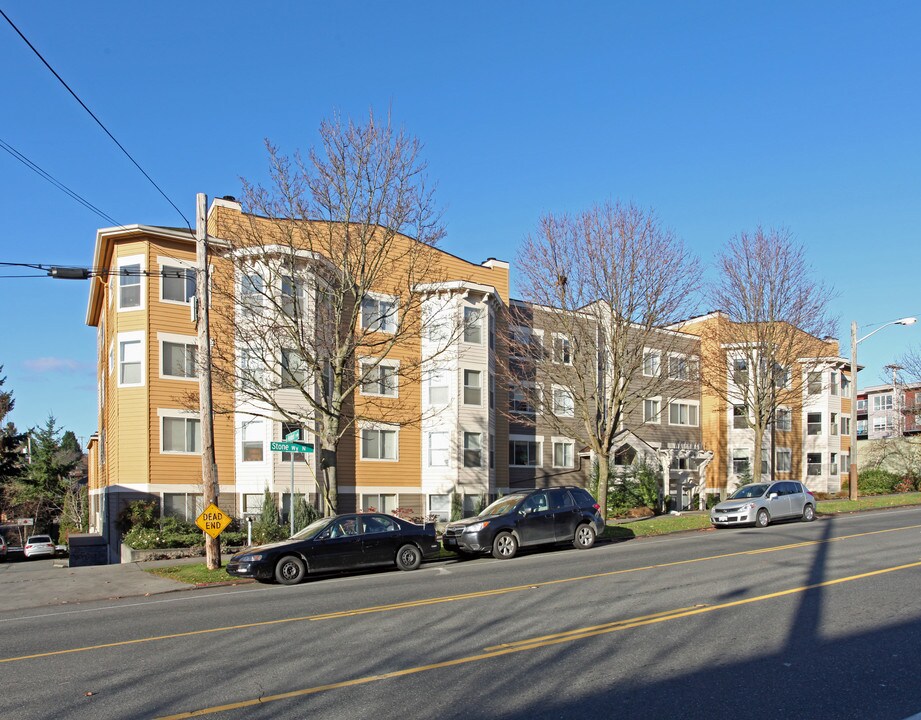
[270,436,314,536]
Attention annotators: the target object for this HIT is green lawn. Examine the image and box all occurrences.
[144,564,247,585]
[816,492,921,515]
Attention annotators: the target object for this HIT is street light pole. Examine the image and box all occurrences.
[848,316,917,502]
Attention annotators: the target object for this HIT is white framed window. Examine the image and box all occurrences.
[241,418,264,462]
[361,294,398,333]
[732,357,749,386]
[807,453,822,475]
[241,273,264,308]
[808,372,822,395]
[643,350,661,377]
[552,386,574,417]
[830,372,838,396]
[463,432,482,468]
[281,349,306,388]
[841,453,850,474]
[281,275,305,318]
[163,493,203,521]
[856,398,867,411]
[160,263,196,305]
[361,359,398,397]
[840,415,850,436]
[361,424,399,461]
[239,348,265,392]
[463,369,482,406]
[160,410,201,454]
[509,437,542,467]
[668,354,698,381]
[775,407,792,431]
[552,438,575,468]
[830,412,838,435]
[242,493,264,515]
[872,416,893,432]
[509,382,537,414]
[773,364,791,388]
[463,306,483,344]
[776,448,792,473]
[669,401,699,427]
[160,334,197,380]
[117,254,144,311]
[489,433,495,469]
[830,452,838,475]
[427,368,449,406]
[428,431,449,467]
[732,449,749,475]
[554,334,572,365]
[857,419,867,436]
[429,494,451,522]
[108,341,114,376]
[362,493,397,514]
[118,331,144,387]
[873,394,893,411]
[807,412,822,435]
[643,398,661,423]
[733,404,749,429]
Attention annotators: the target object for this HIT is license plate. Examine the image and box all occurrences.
[716,517,728,522]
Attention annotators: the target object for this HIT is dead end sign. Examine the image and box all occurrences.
[196,503,232,539]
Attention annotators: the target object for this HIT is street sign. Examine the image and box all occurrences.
[284,429,300,441]
[270,441,314,453]
[195,503,232,539]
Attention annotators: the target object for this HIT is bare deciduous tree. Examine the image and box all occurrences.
[699,226,837,485]
[505,201,702,518]
[205,111,460,515]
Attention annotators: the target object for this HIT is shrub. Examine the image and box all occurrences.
[252,487,287,544]
[292,495,321,532]
[118,500,158,533]
[450,493,463,521]
[858,469,900,495]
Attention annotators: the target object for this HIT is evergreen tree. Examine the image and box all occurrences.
[292,494,320,532]
[252,487,286,544]
[16,415,80,530]
[0,367,26,516]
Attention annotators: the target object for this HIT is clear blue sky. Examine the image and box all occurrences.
[1,1,919,447]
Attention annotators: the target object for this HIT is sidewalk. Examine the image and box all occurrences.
[0,555,232,613]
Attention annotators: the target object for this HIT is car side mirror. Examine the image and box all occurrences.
[768,493,778,500]
[317,530,331,539]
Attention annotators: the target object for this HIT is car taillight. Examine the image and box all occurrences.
[592,503,600,511]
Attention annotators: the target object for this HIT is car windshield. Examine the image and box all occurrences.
[290,517,333,540]
[479,494,528,517]
[729,484,770,499]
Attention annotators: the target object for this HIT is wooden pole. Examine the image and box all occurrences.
[196,193,221,569]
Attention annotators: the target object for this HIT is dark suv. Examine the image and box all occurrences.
[442,486,605,560]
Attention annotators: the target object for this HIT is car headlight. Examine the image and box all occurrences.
[737,503,755,511]
[238,553,263,562]
[464,521,490,533]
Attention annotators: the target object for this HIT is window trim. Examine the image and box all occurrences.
[463,431,483,468]
[551,384,575,418]
[551,437,575,468]
[643,397,662,424]
[158,259,196,306]
[117,254,145,312]
[553,333,572,365]
[668,400,700,427]
[462,368,482,407]
[240,417,265,463]
[159,332,197,381]
[361,292,399,334]
[427,431,450,468]
[509,435,543,468]
[462,305,484,345]
[643,349,661,378]
[360,423,400,462]
[158,409,202,455]
[360,358,400,398]
[117,331,145,388]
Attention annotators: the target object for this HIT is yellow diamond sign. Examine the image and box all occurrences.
[196,503,232,539]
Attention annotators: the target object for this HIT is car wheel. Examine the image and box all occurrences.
[396,544,422,571]
[573,524,596,550]
[755,509,770,528]
[802,504,816,522]
[274,555,306,585]
[492,532,518,560]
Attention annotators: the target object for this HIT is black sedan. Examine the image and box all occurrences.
[227,513,440,585]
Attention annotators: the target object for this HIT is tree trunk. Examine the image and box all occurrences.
[596,453,610,521]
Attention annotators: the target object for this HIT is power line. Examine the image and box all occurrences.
[0,8,193,235]
[0,137,124,228]
[0,261,193,280]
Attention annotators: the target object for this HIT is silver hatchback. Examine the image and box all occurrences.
[711,481,816,528]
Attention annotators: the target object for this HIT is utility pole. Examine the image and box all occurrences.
[196,193,221,570]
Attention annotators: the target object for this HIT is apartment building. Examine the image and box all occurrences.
[678,312,853,495]
[856,381,921,440]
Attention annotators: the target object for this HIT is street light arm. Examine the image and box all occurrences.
[856,317,917,345]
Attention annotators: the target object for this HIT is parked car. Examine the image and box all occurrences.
[23,535,56,559]
[710,481,816,528]
[0,534,7,561]
[442,486,605,560]
[226,513,440,585]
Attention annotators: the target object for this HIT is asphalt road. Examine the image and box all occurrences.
[3,508,921,720]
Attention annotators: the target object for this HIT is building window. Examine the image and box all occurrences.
[732,358,749,386]
[281,349,306,388]
[873,394,893,411]
[427,369,449,406]
[162,414,201,454]
[463,306,483,344]
[643,399,661,423]
[872,416,893,433]
[669,354,697,381]
[239,348,265,392]
[428,432,449,467]
[361,427,398,461]
[509,384,536,414]
[830,372,838,396]
[362,295,398,333]
[463,370,482,406]
[241,419,264,462]
[807,412,822,435]
[241,273,264,308]
[773,364,791,388]
[830,412,838,435]
[733,405,749,429]
[118,338,143,387]
[841,453,850,474]
[362,494,397,514]
[643,350,661,377]
[830,452,838,475]
[807,453,822,475]
[162,266,196,304]
[840,415,850,436]
[118,261,142,309]
[553,440,574,468]
[163,493,203,521]
[776,448,792,473]
[463,432,482,468]
[162,339,197,379]
[775,408,792,431]
[510,439,541,467]
[361,360,398,397]
[429,494,451,522]
[808,372,822,395]
[841,373,850,394]
[489,433,495,469]
[856,398,867,411]
[281,422,305,462]
[489,373,495,409]
[857,419,868,436]
[281,275,304,318]
[761,449,770,476]
[242,493,264,515]
[732,449,749,475]
[552,387,574,417]
[669,401,699,427]
[554,335,572,365]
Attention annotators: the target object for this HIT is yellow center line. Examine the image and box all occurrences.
[2,522,918,665]
[155,559,921,719]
